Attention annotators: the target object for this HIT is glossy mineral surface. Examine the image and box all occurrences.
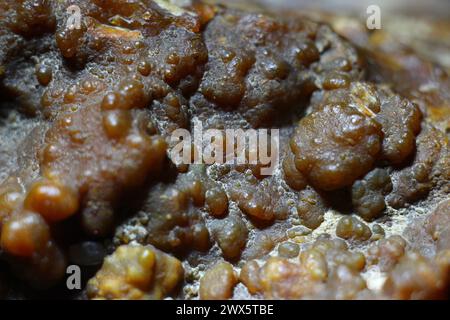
[0,0,449,300]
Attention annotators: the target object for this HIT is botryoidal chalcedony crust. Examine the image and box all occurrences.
[0,0,449,299]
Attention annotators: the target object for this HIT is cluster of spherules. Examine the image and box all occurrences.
[86,245,184,299]
[0,0,449,299]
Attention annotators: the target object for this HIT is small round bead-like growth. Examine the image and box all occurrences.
[336,216,372,241]
[212,214,248,260]
[56,22,86,59]
[322,72,350,90]
[191,223,211,252]
[1,212,50,257]
[101,80,148,111]
[351,168,393,221]
[240,260,261,294]
[117,79,147,109]
[42,144,60,164]
[295,40,320,66]
[282,152,307,191]
[137,61,152,76]
[371,224,385,241]
[24,180,79,222]
[296,188,327,229]
[101,92,121,110]
[199,261,237,300]
[205,187,228,217]
[188,180,205,207]
[35,64,52,86]
[102,110,132,139]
